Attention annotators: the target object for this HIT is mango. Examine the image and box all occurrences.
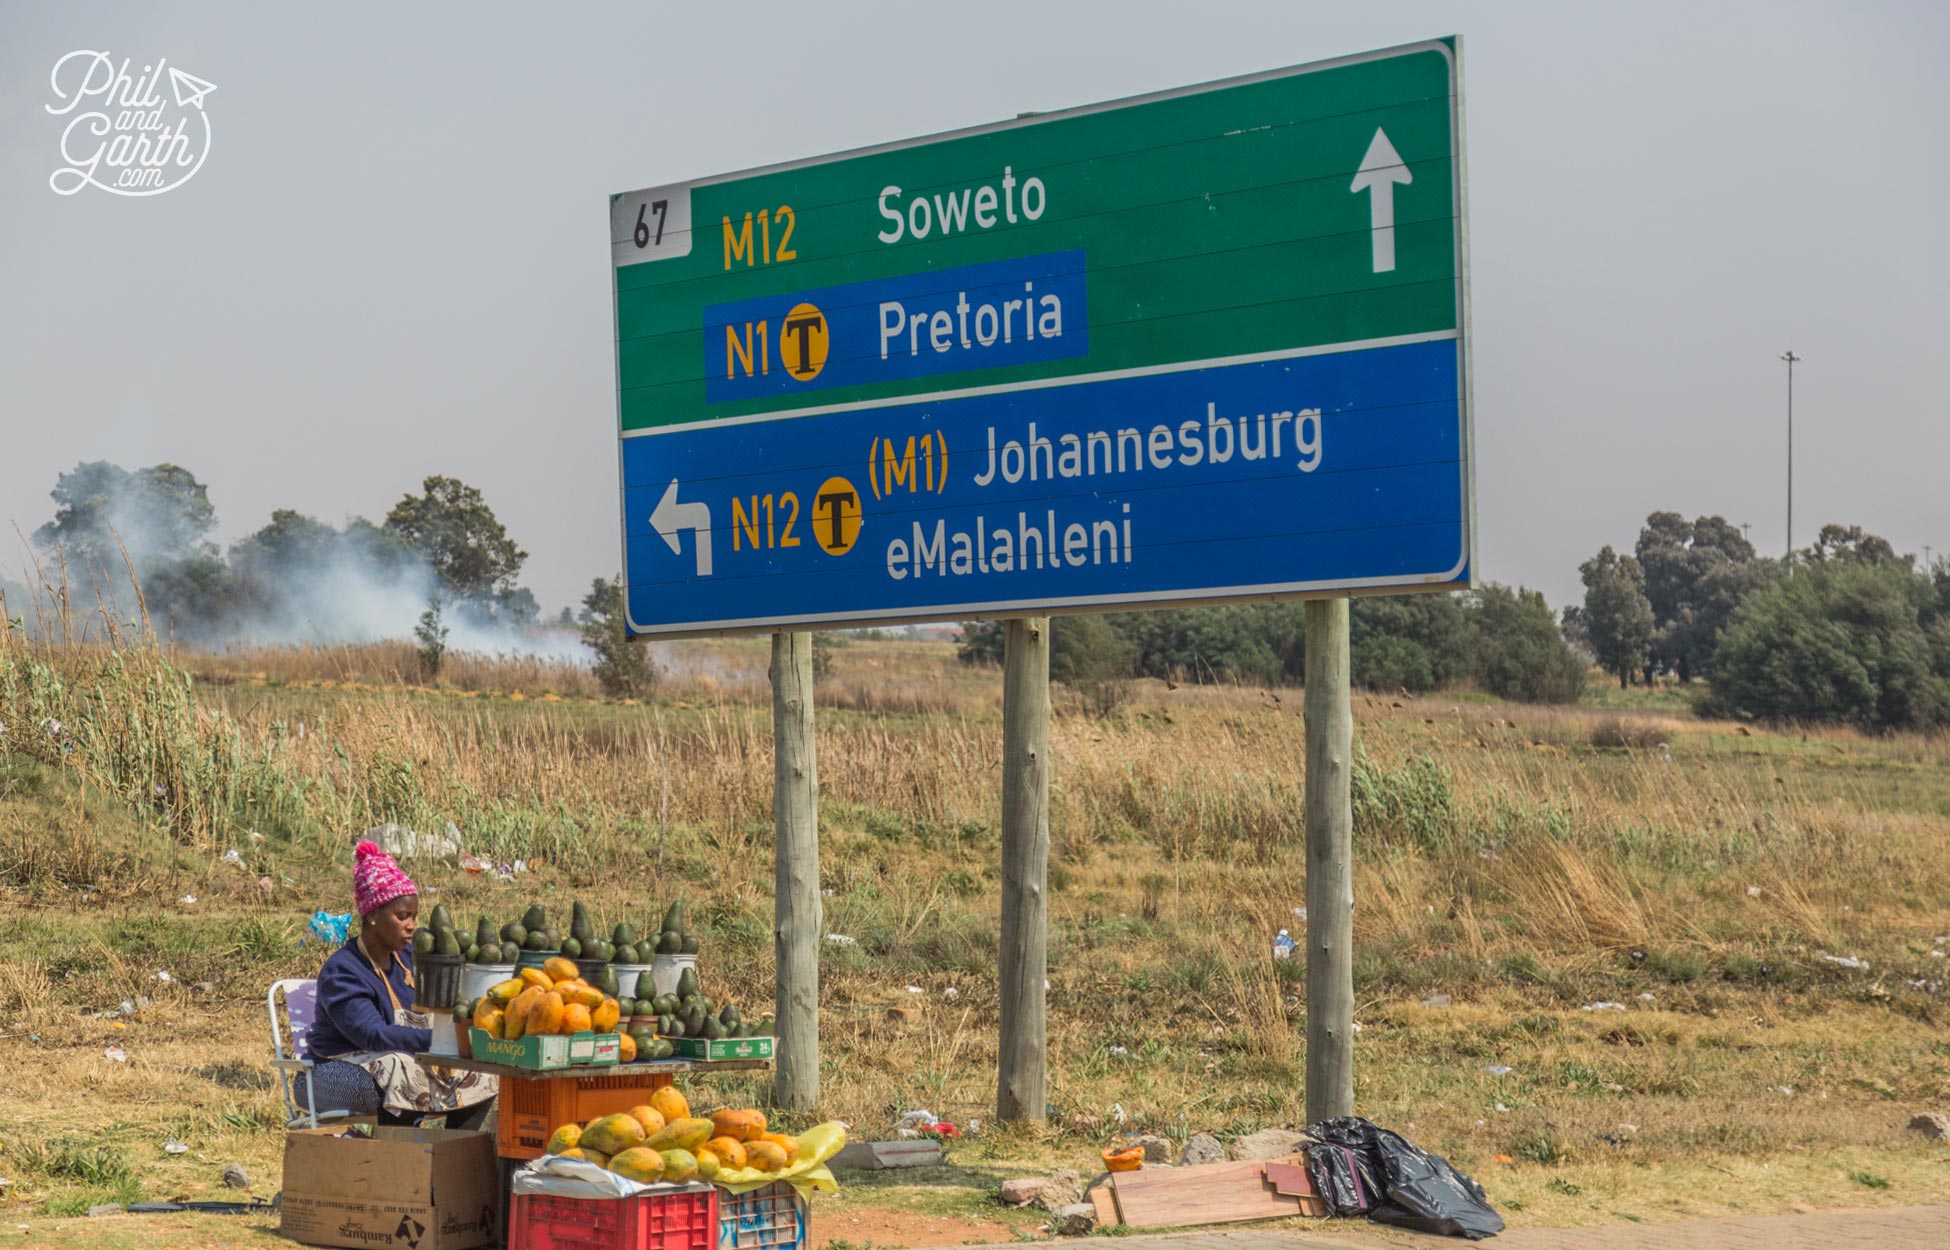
[659,1148,699,1183]
[711,1109,766,1142]
[543,956,580,983]
[563,984,605,1010]
[545,1124,582,1155]
[645,1116,713,1153]
[582,1112,648,1157]
[485,978,525,1005]
[519,967,554,991]
[648,1087,690,1123]
[608,1147,665,1183]
[627,1106,667,1138]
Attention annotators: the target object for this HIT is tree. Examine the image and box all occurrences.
[1707,560,1948,730]
[1634,511,1765,681]
[1050,613,1138,716]
[1466,584,1585,703]
[578,577,657,698]
[384,476,527,603]
[35,460,217,573]
[1351,594,1471,692]
[1804,523,1908,569]
[414,595,449,681]
[956,620,1005,665]
[1578,546,1655,687]
[230,509,339,583]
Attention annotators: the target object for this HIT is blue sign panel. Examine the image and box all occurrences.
[622,336,1465,633]
[703,251,1090,404]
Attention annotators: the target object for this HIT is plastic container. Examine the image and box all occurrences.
[462,961,516,1003]
[518,948,562,972]
[719,1181,806,1250]
[575,957,612,984]
[649,954,697,999]
[428,1014,461,1057]
[612,963,651,999]
[417,954,463,1009]
[496,1069,676,1160]
[511,1183,717,1250]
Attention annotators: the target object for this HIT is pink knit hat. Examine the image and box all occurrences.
[353,839,417,917]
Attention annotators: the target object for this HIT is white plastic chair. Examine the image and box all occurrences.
[269,978,368,1130]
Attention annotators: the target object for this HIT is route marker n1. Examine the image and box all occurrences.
[612,38,1471,636]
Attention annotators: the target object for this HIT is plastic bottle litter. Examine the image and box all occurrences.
[164,1141,188,1155]
[153,971,172,983]
[824,933,856,945]
[1818,953,1869,970]
[904,986,924,994]
[1273,929,1297,960]
[104,1047,127,1063]
[1481,1065,1512,1076]
[177,895,197,905]
[1581,1002,1627,1012]
[942,986,959,999]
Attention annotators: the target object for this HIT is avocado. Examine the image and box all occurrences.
[521,904,547,933]
[570,901,593,943]
[679,932,700,955]
[475,917,497,948]
[428,903,453,933]
[612,922,637,948]
[676,967,700,999]
[703,1016,726,1040]
[722,1004,741,1028]
[464,943,480,962]
[435,929,462,957]
[412,930,436,956]
[501,942,522,963]
[523,931,550,951]
[454,999,474,1021]
[502,922,528,946]
[614,943,637,964]
[654,930,677,954]
[561,936,582,958]
[595,965,620,997]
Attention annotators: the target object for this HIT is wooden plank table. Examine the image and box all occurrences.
[416,1053,771,1079]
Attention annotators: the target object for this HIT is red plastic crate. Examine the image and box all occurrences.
[512,1183,717,1250]
[497,1071,676,1161]
[718,1182,806,1250]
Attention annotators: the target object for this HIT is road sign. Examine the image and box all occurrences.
[613,38,1470,635]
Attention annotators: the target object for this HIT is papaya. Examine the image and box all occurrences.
[757,1132,800,1165]
[608,1147,665,1184]
[475,1007,505,1039]
[564,983,605,1010]
[527,991,566,1037]
[543,956,580,983]
[592,998,621,1033]
[582,1112,648,1156]
[711,1109,766,1142]
[659,1148,699,1183]
[648,1086,690,1124]
[627,1106,667,1138]
[705,1137,747,1169]
[617,1032,638,1063]
[545,1123,582,1155]
[486,978,525,1005]
[519,967,553,992]
[560,1003,593,1035]
[743,1141,788,1173]
[696,1148,721,1181]
[645,1116,713,1153]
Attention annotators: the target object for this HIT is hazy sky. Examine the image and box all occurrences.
[3,1,1945,618]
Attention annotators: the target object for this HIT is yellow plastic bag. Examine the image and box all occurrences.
[714,1122,848,1196]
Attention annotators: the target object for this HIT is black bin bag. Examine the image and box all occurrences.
[1304,1115,1504,1240]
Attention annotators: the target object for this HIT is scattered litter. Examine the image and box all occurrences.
[824,933,856,945]
[904,985,924,994]
[1493,1103,1509,1113]
[248,830,266,843]
[1273,929,1296,960]
[1110,1102,1127,1124]
[1481,1065,1512,1076]
[822,888,837,897]
[458,853,490,875]
[177,895,197,905]
[1351,1021,1365,1033]
[258,876,274,891]
[308,911,352,945]
[1637,992,1656,1001]
[153,970,172,983]
[1818,953,1869,970]
[1421,993,1453,1008]
[1044,979,1051,990]
[1108,1045,1130,1057]
[221,849,242,866]
[164,1141,189,1155]
[1581,1002,1627,1012]
[1769,1085,1795,1096]
[1293,906,1307,922]
[896,1109,939,1130]
[368,822,461,859]
[1602,1081,1625,1093]
[1747,886,1763,897]
[942,986,959,999]
[104,1047,127,1063]
[1933,950,1946,959]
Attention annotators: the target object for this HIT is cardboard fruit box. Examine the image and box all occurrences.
[669,1034,774,1062]
[280,1125,498,1250]
[468,1028,621,1070]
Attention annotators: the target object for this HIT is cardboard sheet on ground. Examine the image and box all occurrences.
[513,1123,848,1201]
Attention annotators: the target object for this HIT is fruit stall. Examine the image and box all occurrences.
[404,898,842,1250]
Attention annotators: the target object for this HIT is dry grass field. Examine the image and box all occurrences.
[3,626,1950,1247]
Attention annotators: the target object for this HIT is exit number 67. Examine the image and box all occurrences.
[610,185,693,266]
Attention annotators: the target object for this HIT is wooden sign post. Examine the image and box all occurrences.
[771,631,820,1111]
[1302,599,1354,1122]
[997,617,1051,1122]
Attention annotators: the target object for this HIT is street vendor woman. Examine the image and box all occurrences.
[301,840,496,1127]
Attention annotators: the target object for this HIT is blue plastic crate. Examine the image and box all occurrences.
[718,1182,805,1250]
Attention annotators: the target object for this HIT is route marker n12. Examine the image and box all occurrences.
[612,38,1471,636]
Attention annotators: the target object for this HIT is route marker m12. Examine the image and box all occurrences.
[612,38,1471,636]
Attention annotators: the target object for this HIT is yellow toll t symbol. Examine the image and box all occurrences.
[811,476,861,556]
[779,302,828,382]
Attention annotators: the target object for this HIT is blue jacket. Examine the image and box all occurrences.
[309,937,430,1058]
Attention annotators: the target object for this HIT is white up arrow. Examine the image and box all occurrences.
[1349,127,1412,273]
[650,479,714,577]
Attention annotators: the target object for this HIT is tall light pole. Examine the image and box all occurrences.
[1781,350,1801,565]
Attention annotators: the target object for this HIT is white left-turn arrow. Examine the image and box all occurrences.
[1350,127,1412,273]
[650,479,714,577]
